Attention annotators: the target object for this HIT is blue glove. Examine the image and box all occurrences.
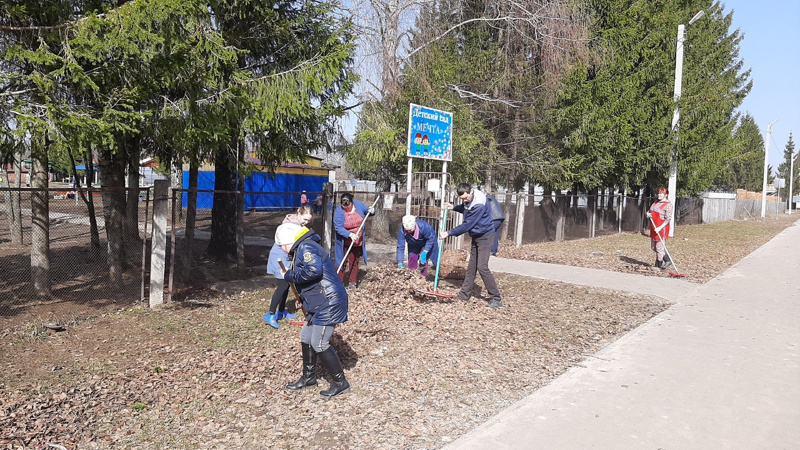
[420,251,428,265]
[398,262,404,268]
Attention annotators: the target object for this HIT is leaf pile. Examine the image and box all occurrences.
[1,267,669,449]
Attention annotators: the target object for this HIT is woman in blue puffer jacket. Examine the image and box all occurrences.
[279,224,350,398]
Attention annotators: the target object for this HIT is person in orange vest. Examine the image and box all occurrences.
[646,187,674,269]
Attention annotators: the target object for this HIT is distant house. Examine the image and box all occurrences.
[138,157,168,186]
[182,154,336,210]
[1,159,55,185]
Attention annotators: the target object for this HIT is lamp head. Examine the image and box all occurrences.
[688,10,705,25]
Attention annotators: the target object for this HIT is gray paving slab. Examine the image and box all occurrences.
[445,218,800,450]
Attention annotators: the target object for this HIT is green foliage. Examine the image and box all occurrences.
[1,0,357,180]
[132,402,147,411]
[346,101,407,186]
[550,0,750,195]
[352,0,565,190]
[776,134,798,196]
[712,113,764,191]
[674,2,751,195]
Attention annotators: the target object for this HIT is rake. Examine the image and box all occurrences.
[649,217,686,278]
[414,208,456,299]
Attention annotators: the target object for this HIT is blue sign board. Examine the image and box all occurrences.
[407,104,453,162]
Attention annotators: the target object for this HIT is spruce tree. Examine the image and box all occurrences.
[777,134,797,199]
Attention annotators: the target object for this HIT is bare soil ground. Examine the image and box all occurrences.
[1,214,796,449]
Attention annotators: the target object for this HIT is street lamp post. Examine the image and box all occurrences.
[789,149,796,214]
[760,119,779,218]
[667,10,705,237]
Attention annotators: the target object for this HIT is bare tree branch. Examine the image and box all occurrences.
[445,84,521,107]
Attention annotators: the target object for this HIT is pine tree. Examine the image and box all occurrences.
[712,113,765,192]
[1,0,357,281]
[777,134,798,198]
[550,0,751,195]
[674,1,752,195]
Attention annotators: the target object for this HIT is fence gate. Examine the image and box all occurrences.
[407,172,464,250]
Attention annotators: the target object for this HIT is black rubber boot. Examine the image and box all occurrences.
[655,259,662,268]
[317,346,350,397]
[286,343,317,391]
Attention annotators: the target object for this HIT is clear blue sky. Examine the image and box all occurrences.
[722,0,800,172]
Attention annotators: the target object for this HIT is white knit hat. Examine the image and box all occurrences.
[402,215,417,231]
[275,223,302,245]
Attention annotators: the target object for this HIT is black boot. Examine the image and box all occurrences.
[655,259,662,268]
[317,346,350,397]
[286,343,317,391]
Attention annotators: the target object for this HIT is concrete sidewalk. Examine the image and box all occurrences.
[445,218,800,449]
[488,257,697,302]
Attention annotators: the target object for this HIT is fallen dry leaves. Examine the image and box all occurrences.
[1,215,795,449]
[1,268,667,449]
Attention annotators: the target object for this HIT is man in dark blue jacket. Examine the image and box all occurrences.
[280,224,350,397]
[439,183,503,308]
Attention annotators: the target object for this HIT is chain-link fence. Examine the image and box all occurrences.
[1,187,152,336]
[167,189,329,295]
[2,184,787,337]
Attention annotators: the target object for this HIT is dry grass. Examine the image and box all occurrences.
[499,214,799,283]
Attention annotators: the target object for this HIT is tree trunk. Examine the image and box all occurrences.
[171,155,184,222]
[555,194,567,242]
[370,166,391,240]
[125,137,141,246]
[380,0,401,101]
[85,150,102,253]
[30,137,50,296]
[501,185,511,242]
[98,145,128,287]
[589,187,597,238]
[68,147,102,253]
[207,142,237,261]
[597,188,605,231]
[182,161,199,279]
[236,139,245,272]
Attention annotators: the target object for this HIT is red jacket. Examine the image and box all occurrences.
[649,200,671,240]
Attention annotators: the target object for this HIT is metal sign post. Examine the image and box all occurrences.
[406,103,453,215]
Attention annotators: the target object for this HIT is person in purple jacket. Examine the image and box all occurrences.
[397,215,439,276]
[439,183,503,308]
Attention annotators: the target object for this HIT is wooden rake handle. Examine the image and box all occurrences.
[278,259,305,316]
[337,194,382,274]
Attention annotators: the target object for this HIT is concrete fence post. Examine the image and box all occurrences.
[149,180,168,308]
[515,191,525,248]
